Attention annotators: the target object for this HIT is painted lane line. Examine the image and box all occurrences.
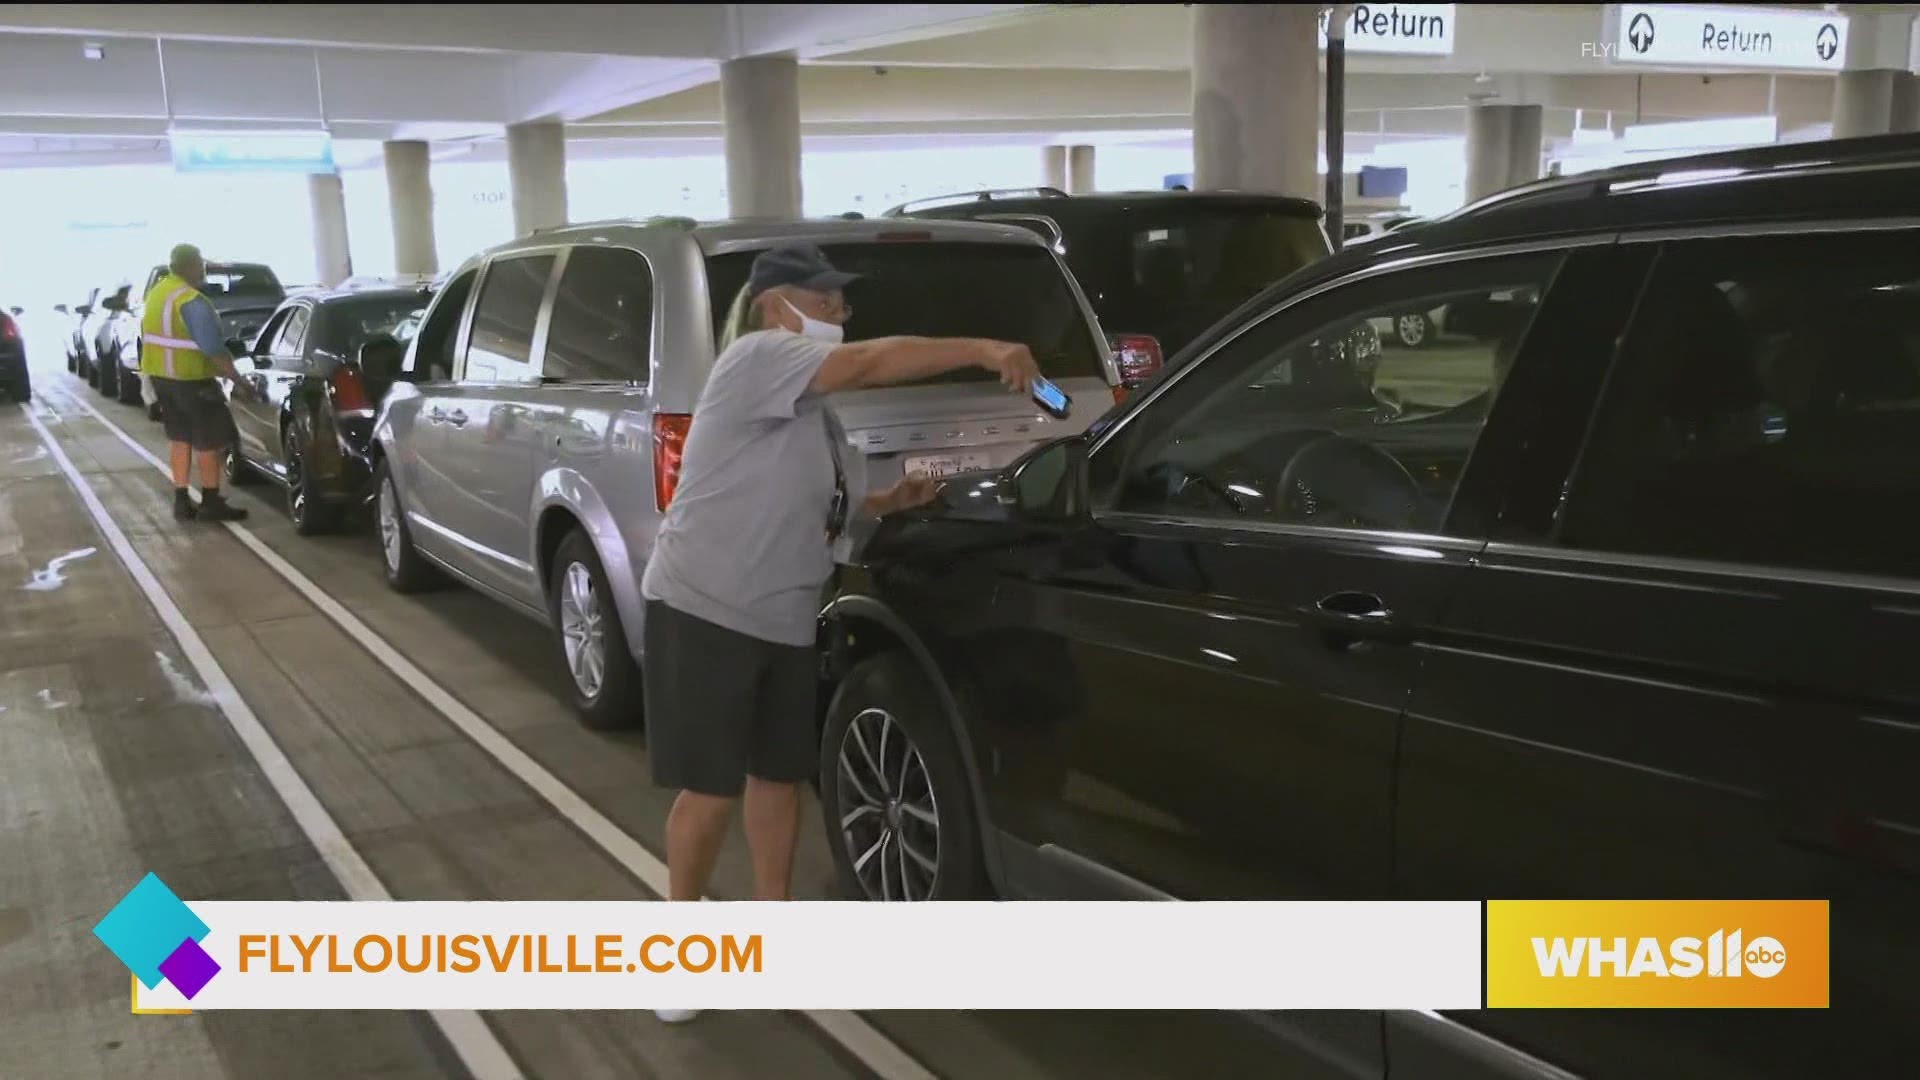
[57,388,937,1080]
[19,403,524,1080]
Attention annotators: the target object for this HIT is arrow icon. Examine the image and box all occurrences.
[1627,12,1655,53]
[1816,24,1839,62]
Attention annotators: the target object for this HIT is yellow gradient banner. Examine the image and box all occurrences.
[1487,900,1828,1008]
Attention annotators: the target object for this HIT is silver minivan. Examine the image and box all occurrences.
[371,216,1118,728]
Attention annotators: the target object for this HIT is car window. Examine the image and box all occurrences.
[272,307,310,356]
[1093,255,1557,535]
[1559,229,1920,579]
[250,308,292,354]
[412,268,477,381]
[465,254,555,382]
[705,241,1105,385]
[201,264,283,298]
[324,295,433,362]
[543,247,652,382]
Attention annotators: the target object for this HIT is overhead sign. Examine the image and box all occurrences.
[170,130,336,174]
[1610,4,1848,71]
[1318,4,1456,56]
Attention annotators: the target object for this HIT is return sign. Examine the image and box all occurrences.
[1608,4,1848,72]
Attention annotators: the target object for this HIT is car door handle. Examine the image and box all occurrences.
[444,409,468,427]
[1300,591,1411,646]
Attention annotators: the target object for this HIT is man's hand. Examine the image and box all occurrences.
[863,471,939,517]
[977,341,1040,394]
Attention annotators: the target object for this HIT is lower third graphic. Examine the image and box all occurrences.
[93,873,221,1001]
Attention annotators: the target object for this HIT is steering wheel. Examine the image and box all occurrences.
[1275,433,1423,530]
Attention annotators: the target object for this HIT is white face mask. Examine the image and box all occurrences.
[783,297,845,346]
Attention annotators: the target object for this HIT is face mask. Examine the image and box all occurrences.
[783,298,844,346]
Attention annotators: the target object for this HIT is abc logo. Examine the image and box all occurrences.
[1743,936,1787,978]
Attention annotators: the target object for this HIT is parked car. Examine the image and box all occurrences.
[0,306,27,402]
[373,216,1119,728]
[222,285,432,534]
[886,188,1331,387]
[1340,210,1422,246]
[80,283,129,393]
[820,132,1920,1080]
[122,260,286,420]
[66,289,97,375]
[90,284,139,403]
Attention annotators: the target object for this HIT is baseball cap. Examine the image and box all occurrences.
[746,243,860,301]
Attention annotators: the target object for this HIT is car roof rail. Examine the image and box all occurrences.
[882,187,1070,217]
[529,215,699,236]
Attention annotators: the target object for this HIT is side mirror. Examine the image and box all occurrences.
[1008,435,1090,520]
[358,334,405,393]
[225,337,250,358]
[77,305,93,318]
[8,306,21,317]
[54,304,69,315]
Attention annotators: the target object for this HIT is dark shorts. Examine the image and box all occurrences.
[151,377,238,452]
[643,599,818,797]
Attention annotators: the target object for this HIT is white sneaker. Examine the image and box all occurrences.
[655,1008,701,1024]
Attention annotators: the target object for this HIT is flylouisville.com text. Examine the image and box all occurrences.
[237,933,765,975]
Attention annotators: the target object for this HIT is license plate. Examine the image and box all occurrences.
[904,451,994,478]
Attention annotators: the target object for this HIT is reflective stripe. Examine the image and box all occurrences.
[143,333,197,349]
[159,287,190,378]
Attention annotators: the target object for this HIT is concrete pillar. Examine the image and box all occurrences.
[506,121,569,236]
[1833,69,1899,138]
[1465,104,1545,203]
[383,140,438,276]
[1067,145,1097,195]
[1191,3,1320,200]
[1891,72,1920,133]
[720,56,802,219]
[306,172,352,288]
[1041,145,1068,191]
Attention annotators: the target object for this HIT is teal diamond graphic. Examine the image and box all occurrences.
[93,873,210,989]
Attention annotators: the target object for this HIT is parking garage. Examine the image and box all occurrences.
[4,4,1918,1080]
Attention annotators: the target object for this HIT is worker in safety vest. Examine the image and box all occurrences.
[140,243,255,522]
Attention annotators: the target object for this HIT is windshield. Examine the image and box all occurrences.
[202,265,284,299]
[705,241,1105,385]
[1064,205,1329,356]
[218,307,277,343]
[323,295,434,358]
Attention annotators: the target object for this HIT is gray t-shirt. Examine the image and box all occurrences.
[642,329,837,647]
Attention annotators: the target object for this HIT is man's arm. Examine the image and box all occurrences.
[179,296,243,381]
[811,336,1040,395]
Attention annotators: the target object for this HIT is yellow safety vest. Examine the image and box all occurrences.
[139,273,214,381]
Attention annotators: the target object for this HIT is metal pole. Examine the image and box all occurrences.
[1325,5,1353,251]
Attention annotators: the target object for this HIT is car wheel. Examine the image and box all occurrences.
[97,357,119,397]
[547,530,643,730]
[820,652,987,901]
[375,458,440,593]
[9,380,29,404]
[117,369,143,406]
[1394,311,1431,349]
[147,402,163,422]
[223,444,259,486]
[66,352,77,374]
[284,427,337,536]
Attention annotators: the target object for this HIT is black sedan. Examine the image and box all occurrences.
[222,286,429,534]
[0,306,27,402]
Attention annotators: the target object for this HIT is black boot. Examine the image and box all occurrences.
[172,488,197,522]
[197,489,249,522]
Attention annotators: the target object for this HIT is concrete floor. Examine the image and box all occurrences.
[1,343,1301,1079]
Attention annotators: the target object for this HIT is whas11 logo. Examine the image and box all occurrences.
[1532,929,1787,979]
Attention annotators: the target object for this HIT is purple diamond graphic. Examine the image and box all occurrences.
[157,937,221,1000]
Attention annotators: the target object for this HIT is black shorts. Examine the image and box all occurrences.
[151,377,238,452]
[643,599,818,797]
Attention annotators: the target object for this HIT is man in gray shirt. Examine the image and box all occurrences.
[641,243,1037,1020]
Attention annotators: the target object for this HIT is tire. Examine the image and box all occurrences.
[66,352,77,374]
[147,401,163,422]
[547,530,644,730]
[819,652,988,901]
[117,369,143,406]
[1393,311,1432,349]
[223,443,259,486]
[9,379,29,404]
[375,458,440,593]
[97,355,119,397]
[284,426,337,536]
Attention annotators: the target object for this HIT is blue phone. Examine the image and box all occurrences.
[1031,375,1072,419]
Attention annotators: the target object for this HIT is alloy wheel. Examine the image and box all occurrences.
[558,562,605,699]
[836,707,941,901]
[285,436,308,528]
[1396,313,1428,347]
[378,480,402,573]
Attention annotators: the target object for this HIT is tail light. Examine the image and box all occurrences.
[652,413,693,512]
[1109,333,1164,400]
[0,314,16,341]
[329,365,373,413]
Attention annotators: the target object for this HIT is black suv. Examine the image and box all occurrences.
[887,188,1331,385]
[823,133,1920,1080]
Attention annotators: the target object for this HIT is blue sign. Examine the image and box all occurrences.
[171,131,335,174]
[1162,172,1194,190]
